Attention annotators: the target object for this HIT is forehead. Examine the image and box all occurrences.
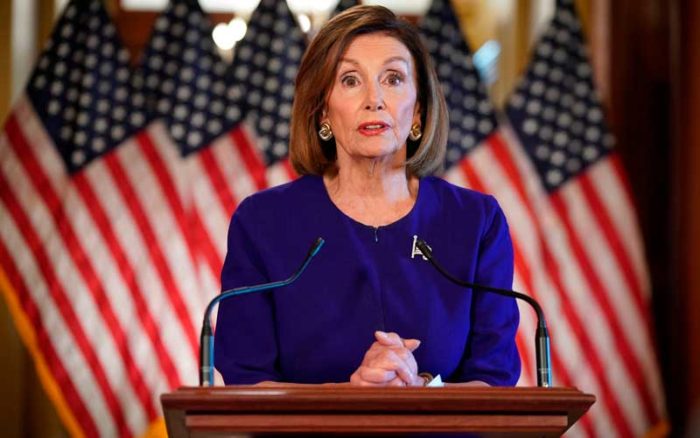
[341,33,413,65]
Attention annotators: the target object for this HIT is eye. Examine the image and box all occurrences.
[341,75,359,87]
[385,72,404,86]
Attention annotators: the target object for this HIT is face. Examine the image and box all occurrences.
[324,34,420,166]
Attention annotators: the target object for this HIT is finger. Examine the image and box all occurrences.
[351,377,391,387]
[375,331,403,347]
[359,366,398,384]
[384,346,419,375]
[368,351,414,382]
[363,341,393,362]
[387,376,406,387]
[403,338,421,352]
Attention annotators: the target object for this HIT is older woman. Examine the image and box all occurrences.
[215,5,520,387]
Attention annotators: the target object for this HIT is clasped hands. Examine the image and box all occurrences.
[350,330,427,387]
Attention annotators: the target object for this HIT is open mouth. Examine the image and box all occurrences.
[358,122,390,135]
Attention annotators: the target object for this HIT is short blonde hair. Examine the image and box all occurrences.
[289,5,448,177]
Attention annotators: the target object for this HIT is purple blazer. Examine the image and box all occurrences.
[215,175,521,385]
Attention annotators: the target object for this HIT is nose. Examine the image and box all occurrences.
[364,81,385,111]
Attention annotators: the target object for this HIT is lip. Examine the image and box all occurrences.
[358,121,390,136]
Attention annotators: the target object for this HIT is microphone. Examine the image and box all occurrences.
[415,239,552,388]
[199,237,325,386]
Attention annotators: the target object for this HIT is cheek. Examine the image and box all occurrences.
[397,99,418,129]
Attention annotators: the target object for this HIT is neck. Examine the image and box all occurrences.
[324,160,418,227]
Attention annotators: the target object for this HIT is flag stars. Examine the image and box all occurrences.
[130,112,145,126]
[207,120,222,134]
[275,123,289,137]
[279,103,291,118]
[48,100,61,115]
[554,131,569,147]
[273,141,286,158]
[461,135,475,150]
[536,144,550,160]
[191,112,205,128]
[523,119,539,135]
[116,67,129,82]
[478,119,493,135]
[235,65,250,81]
[60,126,73,141]
[176,86,192,100]
[226,106,241,121]
[172,124,185,139]
[75,131,87,146]
[530,80,545,96]
[447,147,460,163]
[539,125,554,141]
[577,63,592,78]
[247,90,262,106]
[534,61,549,77]
[567,157,582,172]
[583,146,599,161]
[549,68,564,83]
[585,126,601,142]
[546,169,564,186]
[260,116,274,132]
[72,150,86,167]
[55,62,67,77]
[77,112,90,126]
[157,80,173,97]
[461,115,476,130]
[550,150,566,166]
[187,131,202,148]
[542,106,557,121]
[92,137,107,153]
[95,118,108,133]
[111,125,125,140]
[262,96,276,112]
[526,100,542,115]
[113,106,127,121]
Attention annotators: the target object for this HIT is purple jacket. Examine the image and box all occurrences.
[215,175,520,385]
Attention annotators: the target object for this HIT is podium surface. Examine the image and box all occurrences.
[161,385,595,437]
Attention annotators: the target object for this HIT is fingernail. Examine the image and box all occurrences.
[375,330,387,338]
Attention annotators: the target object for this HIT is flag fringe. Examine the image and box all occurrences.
[0,264,85,438]
[643,419,670,438]
[140,417,167,438]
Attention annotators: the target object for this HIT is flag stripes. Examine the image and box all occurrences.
[455,132,647,436]
[5,112,157,433]
[73,169,181,390]
[0,239,99,438]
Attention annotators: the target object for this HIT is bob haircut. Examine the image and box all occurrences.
[289,5,448,177]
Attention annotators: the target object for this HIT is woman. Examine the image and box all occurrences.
[215,5,520,387]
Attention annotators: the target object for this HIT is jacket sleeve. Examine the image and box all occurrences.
[214,197,282,384]
[453,196,521,386]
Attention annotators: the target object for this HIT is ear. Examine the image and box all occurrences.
[412,102,422,126]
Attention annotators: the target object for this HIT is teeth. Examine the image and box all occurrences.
[365,124,383,129]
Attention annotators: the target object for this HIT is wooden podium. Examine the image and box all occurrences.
[161,386,595,437]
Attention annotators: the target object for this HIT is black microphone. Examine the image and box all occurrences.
[415,239,552,387]
[199,237,325,386]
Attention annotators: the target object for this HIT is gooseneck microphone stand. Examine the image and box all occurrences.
[415,239,552,387]
[199,237,325,386]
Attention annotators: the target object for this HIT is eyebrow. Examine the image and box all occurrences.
[339,56,410,68]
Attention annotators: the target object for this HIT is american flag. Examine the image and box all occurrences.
[0,0,306,436]
[422,0,666,436]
